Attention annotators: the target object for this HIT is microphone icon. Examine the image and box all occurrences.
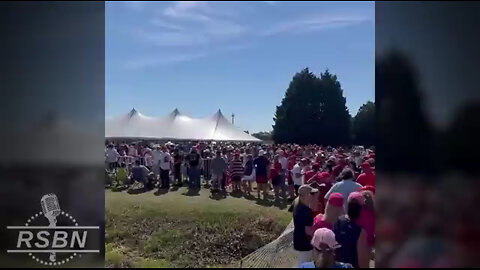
[40,194,61,262]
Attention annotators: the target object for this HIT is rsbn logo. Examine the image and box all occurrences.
[7,194,100,266]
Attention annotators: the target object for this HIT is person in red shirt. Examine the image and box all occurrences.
[332,156,347,178]
[309,172,333,214]
[312,192,344,231]
[270,155,283,201]
[356,162,375,187]
[305,163,321,184]
[356,190,375,249]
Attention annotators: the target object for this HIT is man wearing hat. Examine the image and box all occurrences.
[300,228,353,268]
[356,162,375,187]
[293,185,319,267]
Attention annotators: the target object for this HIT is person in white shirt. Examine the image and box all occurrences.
[144,148,154,170]
[158,145,172,190]
[105,144,119,171]
[151,145,162,180]
[291,159,304,196]
[278,150,288,198]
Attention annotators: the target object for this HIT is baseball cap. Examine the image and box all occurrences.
[348,191,365,205]
[361,162,371,168]
[298,185,319,196]
[258,150,265,156]
[311,228,341,250]
[359,185,375,194]
[327,193,344,208]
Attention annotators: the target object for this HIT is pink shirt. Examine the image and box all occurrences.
[312,214,333,232]
[356,209,375,247]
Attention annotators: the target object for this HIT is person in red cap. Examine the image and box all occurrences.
[356,162,375,187]
[312,193,344,232]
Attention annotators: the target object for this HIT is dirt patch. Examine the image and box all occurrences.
[105,210,286,268]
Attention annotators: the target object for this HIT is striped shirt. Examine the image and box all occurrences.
[229,158,244,178]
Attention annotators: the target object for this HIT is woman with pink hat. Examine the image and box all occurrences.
[300,228,353,268]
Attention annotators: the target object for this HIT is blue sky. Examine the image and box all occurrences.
[106,1,374,133]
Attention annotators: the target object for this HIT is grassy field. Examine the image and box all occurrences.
[105,187,292,268]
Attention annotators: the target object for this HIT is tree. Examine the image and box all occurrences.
[272,68,352,146]
[352,101,375,146]
[319,70,352,146]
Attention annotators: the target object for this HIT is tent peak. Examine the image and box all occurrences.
[128,108,138,118]
[172,108,180,116]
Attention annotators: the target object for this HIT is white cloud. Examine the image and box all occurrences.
[262,15,371,36]
[124,52,207,70]
[202,19,246,38]
[151,18,184,31]
[163,1,212,22]
[123,43,252,70]
[137,2,247,47]
[136,29,209,46]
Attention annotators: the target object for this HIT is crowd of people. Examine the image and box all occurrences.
[105,141,375,268]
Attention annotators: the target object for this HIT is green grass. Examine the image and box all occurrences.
[105,187,291,268]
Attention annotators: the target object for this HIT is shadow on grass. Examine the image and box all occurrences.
[273,199,288,210]
[229,191,244,198]
[243,193,256,201]
[127,188,148,195]
[182,188,201,197]
[154,189,169,196]
[170,186,180,192]
[209,190,228,201]
[255,198,274,207]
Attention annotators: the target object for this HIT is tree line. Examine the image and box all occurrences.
[251,68,374,147]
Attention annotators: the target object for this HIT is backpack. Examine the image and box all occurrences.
[333,216,361,268]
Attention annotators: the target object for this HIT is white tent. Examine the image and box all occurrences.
[105,108,261,142]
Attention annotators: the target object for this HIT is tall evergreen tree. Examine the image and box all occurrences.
[272,68,352,146]
[319,70,352,146]
[352,101,375,146]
